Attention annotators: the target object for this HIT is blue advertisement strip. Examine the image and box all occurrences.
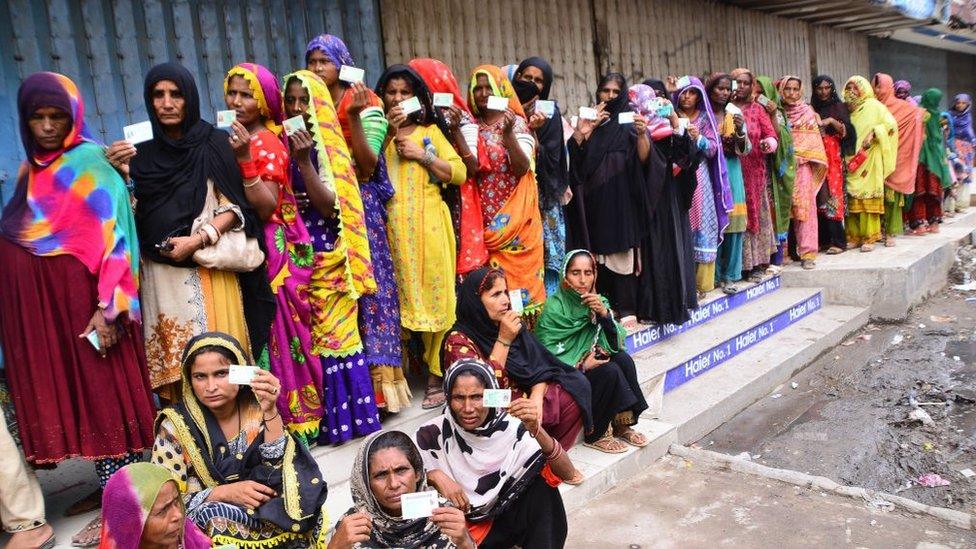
[625,276,782,356]
[663,292,823,393]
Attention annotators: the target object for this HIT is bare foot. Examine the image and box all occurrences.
[7,524,54,549]
[71,515,102,547]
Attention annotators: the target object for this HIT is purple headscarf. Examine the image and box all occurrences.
[673,76,733,242]
[894,80,919,106]
[305,34,354,68]
[951,93,974,143]
[628,84,673,140]
[224,63,284,141]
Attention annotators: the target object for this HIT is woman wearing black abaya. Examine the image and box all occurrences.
[566,73,662,326]
[634,79,701,325]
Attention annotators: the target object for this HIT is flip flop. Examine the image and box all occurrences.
[583,435,628,454]
[71,516,102,548]
[421,385,445,410]
[615,428,649,448]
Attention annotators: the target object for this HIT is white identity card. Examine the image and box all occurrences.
[228,365,260,385]
[756,94,770,107]
[123,121,154,144]
[338,65,365,84]
[483,389,511,408]
[432,92,454,108]
[731,80,739,91]
[216,110,237,129]
[85,330,102,352]
[725,103,742,116]
[677,118,690,130]
[400,491,438,520]
[618,111,635,124]
[535,100,555,117]
[578,106,598,121]
[487,95,509,111]
[676,75,692,90]
[283,115,306,136]
[400,96,422,115]
[509,289,524,313]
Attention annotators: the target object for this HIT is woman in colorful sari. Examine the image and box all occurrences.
[894,80,918,106]
[730,69,779,281]
[282,69,380,444]
[153,332,328,547]
[873,73,922,246]
[468,65,546,316]
[778,76,828,269]
[114,62,275,401]
[950,93,974,213]
[98,463,212,549]
[536,249,649,451]
[909,88,955,234]
[330,431,474,549]
[842,76,898,251]
[707,73,750,292]
[755,76,795,266]
[567,73,656,324]
[811,75,856,255]
[416,359,577,548]
[674,76,731,293]
[0,72,157,547]
[376,65,466,409]
[306,35,410,415]
[514,57,571,296]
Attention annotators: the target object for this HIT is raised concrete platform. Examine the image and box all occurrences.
[779,209,976,321]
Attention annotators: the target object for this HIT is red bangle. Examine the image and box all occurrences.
[239,159,260,179]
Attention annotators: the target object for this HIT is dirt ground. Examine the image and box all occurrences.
[704,244,976,513]
[566,455,976,548]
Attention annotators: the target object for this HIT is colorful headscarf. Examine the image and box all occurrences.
[305,33,354,68]
[409,58,471,115]
[0,72,140,322]
[757,75,796,235]
[535,250,624,367]
[375,64,439,127]
[628,83,673,140]
[98,463,211,549]
[778,76,828,220]
[894,80,917,105]
[468,65,527,118]
[919,88,953,188]
[224,62,285,139]
[873,72,922,194]
[842,76,898,199]
[951,93,974,143]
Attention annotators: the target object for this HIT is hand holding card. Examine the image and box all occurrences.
[579,106,598,121]
[486,96,509,112]
[228,365,260,385]
[339,65,365,84]
[400,96,422,115]
[283,115,306,136]
[618,111,635,124]
[216,110,237,129]
[400,491,439,520]
[535,100,555,117]
[123,121,154,144]
[483,389,511,408]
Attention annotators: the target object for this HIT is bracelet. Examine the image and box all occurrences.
[421,150,435,167]
[544,440,564,461]
[263,410,280,423]
[496,338,512,347]
[243,176,261,189]
[200,224,220,245]
[239,159,260,179]
[461,151,474,159]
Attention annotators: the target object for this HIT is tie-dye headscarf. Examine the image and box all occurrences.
[224,62,284,140]
[0,72,140,321]
[468,65,527,118]
[98,463,211,549]
[628,83,673,140]
[305,33,355,68]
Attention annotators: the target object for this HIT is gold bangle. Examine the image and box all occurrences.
[243,176,261,188]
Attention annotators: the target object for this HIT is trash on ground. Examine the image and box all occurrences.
[930,315,956,323]
[908,408,935,426]
[771,393,782,399]
[734,452,752,461]
[857,334,872,341]
[917,473,951,487]
[961,468,976,479]
[952,281,976,291]
[891,334,904,345]
[841,340,856,346]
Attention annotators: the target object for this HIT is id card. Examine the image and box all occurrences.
[676,75,692,90]
[338,65,365,84]
[618,111,635,124]
[432,92,454,108]
[123,121,154,144]
[483,389,511,408]
[677,118,690,131]
[756,94,770,107]
[228,365,260,385]
[579,106,598,121]
[725,103,742,116]
[85,330,102,352]
[400,96,422,115]
[508,289,524,313]
[486,95,509,111]
[283,115,306,136]
[216,110,237,129]
[400,491,438,520]
[731,80,739,91]
[535,100,555,117]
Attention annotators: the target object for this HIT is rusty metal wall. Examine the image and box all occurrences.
[0,0,384,203]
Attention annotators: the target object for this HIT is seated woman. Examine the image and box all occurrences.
[443,268,591,460]
[536,250,649,453]
[330,431,474,549]
[99,462,211,549]
[152,332,328,547]
[417,359,576,548]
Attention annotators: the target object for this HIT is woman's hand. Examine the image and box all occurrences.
[443,105,462,132]
[428,469,470,512]
[528,111,546,131]
[733,114,745,134]
[161,234,204,263]
[346,82,370,117]
[386,105,407,130]
[687,123,700,141]
[580,351,610,371]
[508,397,541,436]
[763,100,778,116]
[328,511,372,549]
[559,186,573,206]
[79,309,117,355]
[394,135,425,161]
[250,369,282,415]
[580,293,609,318]
[633,114,648,135]
[430,507,474,547]
[502,108,517,134]
[210,481,277,510]
[862,129,875,149]
[105,141,137,179]
[228,121,252,161]
[497,310,523,344]
[289,129,314,164]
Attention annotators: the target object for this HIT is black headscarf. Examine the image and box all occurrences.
[515,56,568,209]
[131,63,274,361]
[375,64,440,128]
[449,268,592,430]
[811,75,857,156]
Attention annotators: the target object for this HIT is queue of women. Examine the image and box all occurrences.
[0,30,973,547]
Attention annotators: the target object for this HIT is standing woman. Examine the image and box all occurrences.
[468,65,546,315]
[282,69,380,444]
[673,76,731,295]
[706,73,751,292]
[730,68,779,281]
[376,65,466,408]
[306,35,410,414]
[778,76,828,269]
[873,73,921,245]
[0,72,157,546]
[755,76,795,263]
[117,62,275,399]
[950,94,974,213]
[567,73,655,324]
[810,75,856,255]
[842,76,898,251]
[909,88,954,234]
[895,80,918,106]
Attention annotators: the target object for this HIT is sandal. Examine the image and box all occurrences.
[421,385,445,410]
[884,236,896,247]
[826,246,843,255]
[721,283,738,295]
[801,260,815,270]
[747,271,763,283]
[583,435,628,454]
[928,223,940,234]
[860,244,875,253]
[614,427,649,448]
[71,516,102,548]
[619,315,639,331]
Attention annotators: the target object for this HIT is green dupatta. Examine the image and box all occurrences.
[756,76,796,236]
[919,88,954,189]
